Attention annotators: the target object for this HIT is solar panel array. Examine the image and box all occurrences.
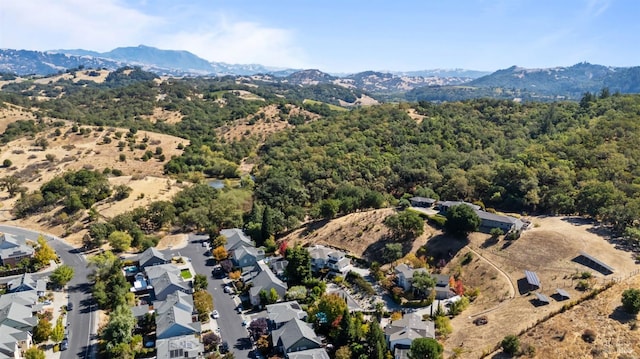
[524,270,541,288]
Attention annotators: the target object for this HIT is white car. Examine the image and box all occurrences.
[211,310,219,319]
[224,286,235,294]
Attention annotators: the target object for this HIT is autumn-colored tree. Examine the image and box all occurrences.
[229,270,241,280]
[193,290,214,322]
[454,280,465,295]
[51,316,65,342]
[212,246,228,261]
[278,241,288,255]
[390,311,403,321]
[34,235,57,266]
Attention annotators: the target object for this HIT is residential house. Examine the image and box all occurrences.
[154,292,201,340]
[249,261,288,306]
[221,228,254,252]
[156,334,203,359]
[308,245,350,273]
[130,304,151,321]
[394,263,428,292]
[474,210,524,232]
[436,201,481,213]
[266,301,307,330]
[267,256,289,279]
[272,318,322,354]
[384,312,435,354]
[0,291,39,310]
[146,264,192,301]
[287,348,330,359]
[409,197,436,208]
[326,284,362,312]
[0,324,32,359]
[7,273,46,297]
[0,302,38,332]
[0,233,34,267]
[433,274,456,300]
[137,247,169,269]
[232,245,265,268]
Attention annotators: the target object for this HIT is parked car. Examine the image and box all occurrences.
[236,306,242,314]
[66,302,73,311]
[211,310,220,319]
[224,286,235,294]
[219,341,229,354]
[60,338,69,351]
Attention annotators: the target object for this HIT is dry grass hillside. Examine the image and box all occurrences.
[0,103,38,133]
[0,123,188,246]
[278,208,639,358]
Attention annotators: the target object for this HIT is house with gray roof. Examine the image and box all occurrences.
[154,291,194,315]
[384,312,435,353]
[221,228,254,252]
[394,263,428,291]
[7,273,46,297]
[156,334,203,359]
[232,245,265,268]
[0,302,37,332]
[0,291,39,309]
[436,201,481,213]
[272,318,322,354]
[154,303,202,339]
[474,210,524,232]
[0,233,34,267]
[409,197,436,208]
[137,247,169,269]
[249,260,288,306]
[432,274,456,300]
[149,271,191,301]
[266,301,307,329]
[308,245,350,273]
[0,323,32,359]
[287,348,330,359]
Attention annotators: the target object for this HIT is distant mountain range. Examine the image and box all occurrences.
[1,45,639,102]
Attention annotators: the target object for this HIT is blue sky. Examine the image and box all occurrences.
[0,0,637,73]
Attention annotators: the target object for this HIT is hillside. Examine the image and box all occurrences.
[406,62,640,101]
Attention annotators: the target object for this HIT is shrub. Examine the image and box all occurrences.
[576,279,592,291]
[501,335,520,356]
[621,288,640,314]
[461,251,474,265]
[582,329,596,343]
[2,159,12,167]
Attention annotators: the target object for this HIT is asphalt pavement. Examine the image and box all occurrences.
[0,225,97,359]
[165,234,253,359]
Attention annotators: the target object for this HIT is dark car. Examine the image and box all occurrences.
[60,338,69,351]
[219,341,229,354]
[67,302,73,311]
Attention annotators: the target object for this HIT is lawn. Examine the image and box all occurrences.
[180,269,192,280]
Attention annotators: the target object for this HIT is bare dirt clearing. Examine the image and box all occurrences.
[140,107,184,124]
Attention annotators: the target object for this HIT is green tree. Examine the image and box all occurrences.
[621,288,640,314]
[0,176,22,197]
[193,274,208,291]
[408,337,443,359]
[50,264,74,288]
[412,271,435,299]
[103,305,135,352]
[24,347,46,359]
[2,159,11,167]
[335,345,352,359]
[445,204,481,235]
[434,315,452,338]
[267,287,280,304]
[383,243,403,264]
[51,316,65,342]
[501,335,520,356]
[108,231,132,252]
[285,244,311,285]
[384,210,425,238]
[33,317,52,343]
[319,199,340,219]
[366,318,387,359]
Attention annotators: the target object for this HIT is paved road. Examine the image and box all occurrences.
[165,234,252,359]
[0,225,97,359]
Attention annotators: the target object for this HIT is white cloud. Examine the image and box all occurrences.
[156,17,311,68]
[0,0,161,51]
[0,1,311,68]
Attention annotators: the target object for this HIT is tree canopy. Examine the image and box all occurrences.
[445,205,481,235]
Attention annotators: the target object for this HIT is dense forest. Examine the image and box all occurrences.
[2,68,640,245]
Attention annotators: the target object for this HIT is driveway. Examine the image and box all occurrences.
[164,234,252,359]
[0,225,97,359]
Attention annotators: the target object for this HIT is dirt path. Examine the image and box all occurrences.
[465,245,516,317]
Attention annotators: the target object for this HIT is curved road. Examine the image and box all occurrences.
[465,245,516,318]
[0,225,97,359]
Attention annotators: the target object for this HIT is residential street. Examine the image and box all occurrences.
[165,234,253,359]
[0,225,97,359]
